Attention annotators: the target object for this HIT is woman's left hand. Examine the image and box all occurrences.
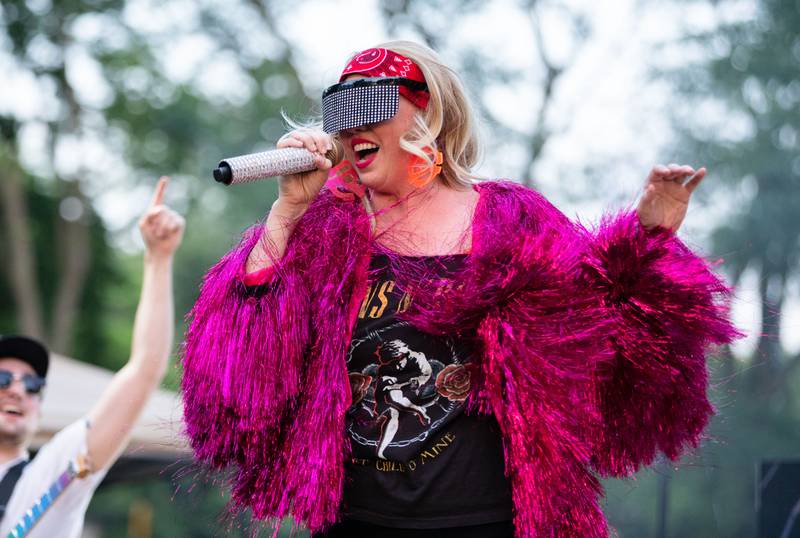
[636,164,706,232]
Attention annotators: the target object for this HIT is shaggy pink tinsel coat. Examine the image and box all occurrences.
[182,180,738,537]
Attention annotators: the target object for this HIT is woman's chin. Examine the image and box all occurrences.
[354,172,383,190]
[354,170,416,197]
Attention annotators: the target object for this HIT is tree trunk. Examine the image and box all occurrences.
[751,271,784,394]
[655,459,671,538]
[520,0,562,186]
[0,153,46,340]
[49,183,91,355]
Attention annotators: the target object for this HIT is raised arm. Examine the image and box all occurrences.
[585,164,739,475]
[87,177,185,470]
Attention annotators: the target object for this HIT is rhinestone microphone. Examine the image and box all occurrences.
[213,143,343,185]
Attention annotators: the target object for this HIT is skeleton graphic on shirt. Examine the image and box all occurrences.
[347,316,473,461]
[376,339,434,458]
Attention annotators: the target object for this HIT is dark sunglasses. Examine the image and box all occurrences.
[0,369,46,395]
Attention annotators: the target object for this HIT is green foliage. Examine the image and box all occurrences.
[671,0,800,306]
[605,361,800,536]
[4,0,798,535]
[2,0,308,533]
[2,0,308,354]
[87,472,310,537]
[601,1,800,535]
[0,174,129,370]
[88,475,241,537]
[675,0,800,387]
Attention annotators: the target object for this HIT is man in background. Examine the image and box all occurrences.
[0,177,184,537]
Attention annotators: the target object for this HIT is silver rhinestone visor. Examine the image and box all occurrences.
[322,85,399,134]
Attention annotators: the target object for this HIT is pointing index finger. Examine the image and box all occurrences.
[150,176,169,207]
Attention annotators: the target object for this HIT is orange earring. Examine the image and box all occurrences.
[407,148,444,188]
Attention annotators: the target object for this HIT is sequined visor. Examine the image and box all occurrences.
[321,77,428,133]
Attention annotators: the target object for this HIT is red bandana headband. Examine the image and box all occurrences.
[340,48,430,109]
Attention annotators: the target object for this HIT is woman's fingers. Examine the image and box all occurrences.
[647,165,668,183]
[685,167,707,192]
[277,129,332,154]
[649,163,701,185]
[284,131,313,150]
[314,154,333,170]
[282,131,315,151]
[676,165,695,181]
[276,136,304,149]
[313,131,333,153]
[664,164,691,181]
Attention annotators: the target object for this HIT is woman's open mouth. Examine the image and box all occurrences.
[352,139,380,169]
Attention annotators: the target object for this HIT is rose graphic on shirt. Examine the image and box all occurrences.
[435,364,472,402]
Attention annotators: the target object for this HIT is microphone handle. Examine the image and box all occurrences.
[214,147,340,185]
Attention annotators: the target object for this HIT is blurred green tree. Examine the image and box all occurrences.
[0,0,311,362]
[0,117,125,368]
[669,0,800,393]
[257,0,582,189]
[0,0,128,359]
[603,1,800,536]
[377,0,594,186]
[1,0,312,535]
[5,0,796,535]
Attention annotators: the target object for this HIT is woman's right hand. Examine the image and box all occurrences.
[275,128,334,209]
[245,129,333,274]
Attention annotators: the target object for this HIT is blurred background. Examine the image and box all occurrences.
[1,0,798,536]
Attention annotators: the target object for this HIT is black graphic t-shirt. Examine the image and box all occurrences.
[342,254,513,528]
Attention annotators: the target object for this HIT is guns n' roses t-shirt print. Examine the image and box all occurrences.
[342,254,513,528]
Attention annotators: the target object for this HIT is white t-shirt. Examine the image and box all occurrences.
[0,419,108,538]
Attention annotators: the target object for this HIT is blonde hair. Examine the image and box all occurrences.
[286,41,483,189]
[372,40,482,188]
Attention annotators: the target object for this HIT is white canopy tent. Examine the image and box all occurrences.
[34,353,190,459]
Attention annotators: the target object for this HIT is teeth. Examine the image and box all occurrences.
[353,143,378,152]
[2,406,21,415]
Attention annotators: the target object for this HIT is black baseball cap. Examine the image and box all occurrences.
[0,335,49,378]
